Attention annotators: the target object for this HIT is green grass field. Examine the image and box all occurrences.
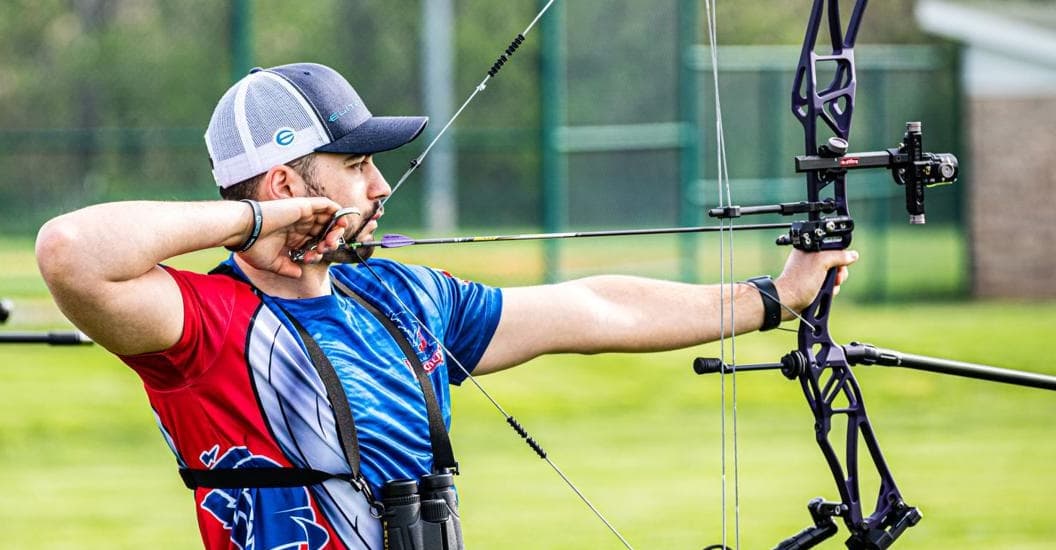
[1,230,1054,549]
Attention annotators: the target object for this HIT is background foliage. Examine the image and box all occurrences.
[1,0,944,233]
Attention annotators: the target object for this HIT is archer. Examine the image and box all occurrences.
[34,61,855,549]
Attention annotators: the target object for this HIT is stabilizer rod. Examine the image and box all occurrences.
[0,331,94,346]
[695,344,1056,392]
[844,342,1056,391]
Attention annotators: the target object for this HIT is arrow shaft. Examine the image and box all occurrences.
[353,222,792,249]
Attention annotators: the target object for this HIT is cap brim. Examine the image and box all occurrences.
[315,116,428,155]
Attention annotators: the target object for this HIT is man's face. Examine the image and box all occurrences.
[300,152,389,262]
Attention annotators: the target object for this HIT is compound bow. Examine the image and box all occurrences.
[693,1,1056,549]
[703,0,930,547]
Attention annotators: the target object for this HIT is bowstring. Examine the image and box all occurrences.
[329,2,635,547]
[381,0,557,207]
[703,1,740,549]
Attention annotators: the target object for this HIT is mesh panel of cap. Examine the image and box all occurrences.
[205,71,330,188]
[244,76,317,148]
[207,87,243,162]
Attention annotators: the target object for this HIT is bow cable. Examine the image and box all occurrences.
[356,259,634,549]
[322,0,557,261]
[303,0,557,261]
[382,0,557,206]
[703,1,741,548]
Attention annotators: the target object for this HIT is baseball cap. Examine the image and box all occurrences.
[205,62,428,188]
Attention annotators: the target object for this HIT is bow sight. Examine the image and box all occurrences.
[795,122,959,225]
[709,121,959,250]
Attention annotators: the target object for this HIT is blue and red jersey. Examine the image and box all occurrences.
[120,257,502,550]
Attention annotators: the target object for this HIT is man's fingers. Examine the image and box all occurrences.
[835,265,850,286]
[322,216,350,251]
[830,249,859,269]
[305,196,343,214]
[302,210,353,254]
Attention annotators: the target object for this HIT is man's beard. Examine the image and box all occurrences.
[321,244,372,264]
[300,176,379,264]
[319,203,381,264]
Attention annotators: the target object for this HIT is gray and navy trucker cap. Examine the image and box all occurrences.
[205,62,428,188]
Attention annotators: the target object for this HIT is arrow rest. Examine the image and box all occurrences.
[776,217,854,251]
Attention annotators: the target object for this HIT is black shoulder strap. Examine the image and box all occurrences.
[332,277,458,474]
[180,466,352,489]
[280,304,365,476]
[179,263,455,492]
[207,262,240,278]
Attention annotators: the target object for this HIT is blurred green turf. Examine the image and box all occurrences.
[1,231,1053,549]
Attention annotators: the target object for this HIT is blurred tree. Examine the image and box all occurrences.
[0,0,943,234]
[713,0,930,45]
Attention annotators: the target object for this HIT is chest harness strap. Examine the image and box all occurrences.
[178,265,457,497]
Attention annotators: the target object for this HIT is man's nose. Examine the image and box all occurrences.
[367,164,391,199]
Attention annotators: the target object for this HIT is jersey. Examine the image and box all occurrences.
[119,257,503,550]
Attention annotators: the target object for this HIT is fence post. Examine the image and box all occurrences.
[539,0,567,283]
[678,0,701,283]
[229,0,253,82]
[422,0,458,233]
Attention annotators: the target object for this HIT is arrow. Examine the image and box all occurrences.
[348,222,793,249]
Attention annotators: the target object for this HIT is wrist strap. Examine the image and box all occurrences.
[746,275,781,332]
[225,199,262,252]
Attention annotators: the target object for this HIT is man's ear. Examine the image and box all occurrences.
[258,165,303,199]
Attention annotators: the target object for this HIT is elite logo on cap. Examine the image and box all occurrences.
[274,128,295,147]
[328,103,358,124]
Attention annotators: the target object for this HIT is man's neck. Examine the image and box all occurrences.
[233,255,333,299]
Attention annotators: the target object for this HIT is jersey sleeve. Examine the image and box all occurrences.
[337,262,502,386]
[423,268,503,385]
[118,266,243,391]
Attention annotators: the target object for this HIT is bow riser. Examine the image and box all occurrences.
[793,0,864,249]
[781,265,922,546]
[787,1,923,547]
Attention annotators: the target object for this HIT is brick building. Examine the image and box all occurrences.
[917,0,1056,298]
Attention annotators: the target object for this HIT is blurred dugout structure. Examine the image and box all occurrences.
[917,0,1056,299]
[0,0,964,301]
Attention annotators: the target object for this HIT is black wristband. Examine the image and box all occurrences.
[746,275,782,332]
[225,199,263,252]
